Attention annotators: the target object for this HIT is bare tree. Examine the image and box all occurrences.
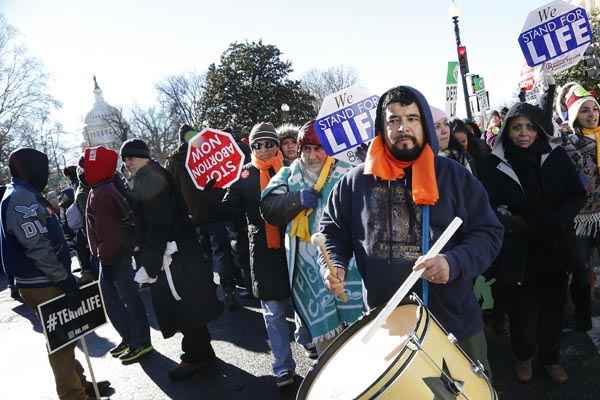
[155,72,206,129]
[0,15,61,183]
[129,105,178,163]
[99,106,130,145]
[16,114,69,189]
[301,65,359,113]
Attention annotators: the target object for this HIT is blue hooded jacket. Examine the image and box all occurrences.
[0,149,71,288]
[319,86,504,340]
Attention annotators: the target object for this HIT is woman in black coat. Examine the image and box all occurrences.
[478,102,585,385]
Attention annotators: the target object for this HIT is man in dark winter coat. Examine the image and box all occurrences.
[165,124,241,310]
[223,122,296,387]
[120,138,223,381]
[0,148,111,399]
[320,86,503,377]
[479,102,585,384]
[84,145,153,366]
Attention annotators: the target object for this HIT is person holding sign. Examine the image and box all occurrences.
[319,86,503,376]
[478,101,585,384]
[223,122,296,387]
[261,121,364,356]
[0,148,110,400]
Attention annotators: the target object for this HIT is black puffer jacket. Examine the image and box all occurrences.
[478,102,585,285]
[165,144,230,226]
[129,161,222,335]
[223,163,290,301]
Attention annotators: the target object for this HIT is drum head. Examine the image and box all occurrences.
[299,304,420,400]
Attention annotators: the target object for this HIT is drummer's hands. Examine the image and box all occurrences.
[324,266,346,297]
[413,255,450,284]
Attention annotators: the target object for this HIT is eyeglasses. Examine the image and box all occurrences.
[251,141,277,150]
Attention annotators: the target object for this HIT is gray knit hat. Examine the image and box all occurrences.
[249,122,278,145]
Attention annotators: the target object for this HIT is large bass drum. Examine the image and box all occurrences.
[297,295,497,399]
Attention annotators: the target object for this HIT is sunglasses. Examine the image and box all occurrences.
[251,141,277,150]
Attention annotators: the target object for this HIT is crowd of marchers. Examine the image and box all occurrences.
[1,76,599,400]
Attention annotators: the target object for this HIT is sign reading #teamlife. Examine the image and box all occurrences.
[37,281,107,354]
[518,1,592,73]
[315,86,379,165]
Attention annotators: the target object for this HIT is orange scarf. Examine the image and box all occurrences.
[251,151,284,249]
[363,135,439,205]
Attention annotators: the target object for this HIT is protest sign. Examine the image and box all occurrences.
[315,86,379,165]
[518,0,592,74]
[38,281,107,354]
[446,62,459,117]
[185,129,245,190]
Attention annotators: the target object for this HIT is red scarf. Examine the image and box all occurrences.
[251,151,284,249]
[363,135,439,205]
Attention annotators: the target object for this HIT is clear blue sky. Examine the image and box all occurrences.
[1,0,576,142]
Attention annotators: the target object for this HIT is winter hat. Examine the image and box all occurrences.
[277,123,299,143]
[297,120,321,153]
[430,106,447,124]
[249,122,278,145]
[565,84,600,131]
[8,148,50,192]
[120,138,150,160]
[83,146,118,186]
[555,81,579,122]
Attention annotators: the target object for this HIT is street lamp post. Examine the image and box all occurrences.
[449,1,473,121]
[281,103,290,123]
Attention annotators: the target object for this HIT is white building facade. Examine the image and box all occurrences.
[82,77,127,149]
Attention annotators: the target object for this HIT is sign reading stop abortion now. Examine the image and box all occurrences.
[38,282,107,354]
[185,129,245,190]
[314,86,379,165]
[518,0,592,74]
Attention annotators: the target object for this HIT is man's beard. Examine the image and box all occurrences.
[389,137,423,161]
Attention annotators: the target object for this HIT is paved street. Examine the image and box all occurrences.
[1,271,599,400]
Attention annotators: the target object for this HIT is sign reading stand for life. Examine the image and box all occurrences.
[38,281,107,354]
[314,86,379,165]
[518,0,592,74]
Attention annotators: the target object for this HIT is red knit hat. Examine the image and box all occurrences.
[83,146,118,186]
[297,120,321,154]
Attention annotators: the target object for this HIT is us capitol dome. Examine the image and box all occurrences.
[81,76,128,149]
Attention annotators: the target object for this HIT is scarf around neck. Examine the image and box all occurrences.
[251,151,284,249]
[363,135,439,205]
[290,156,335,241]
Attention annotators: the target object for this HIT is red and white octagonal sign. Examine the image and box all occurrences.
[185,128,245,190]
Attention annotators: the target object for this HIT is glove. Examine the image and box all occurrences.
[300,189,319,209]
[56,274,82,313]
[134,266,157,285]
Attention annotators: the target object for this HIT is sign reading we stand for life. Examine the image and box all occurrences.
[518,0,592,74]
[185,129,245,190]
[314,86,379,165]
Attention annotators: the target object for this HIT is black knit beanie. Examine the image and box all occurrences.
[120,139,150,160]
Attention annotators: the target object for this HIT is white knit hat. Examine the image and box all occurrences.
[565,84,600,131]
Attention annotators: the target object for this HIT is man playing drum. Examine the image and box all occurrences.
[320,85,503,376]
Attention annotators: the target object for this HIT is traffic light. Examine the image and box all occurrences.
[457,45,469,73]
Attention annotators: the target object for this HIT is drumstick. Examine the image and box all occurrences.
[311,232,349,303]
[361,217,463,344]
